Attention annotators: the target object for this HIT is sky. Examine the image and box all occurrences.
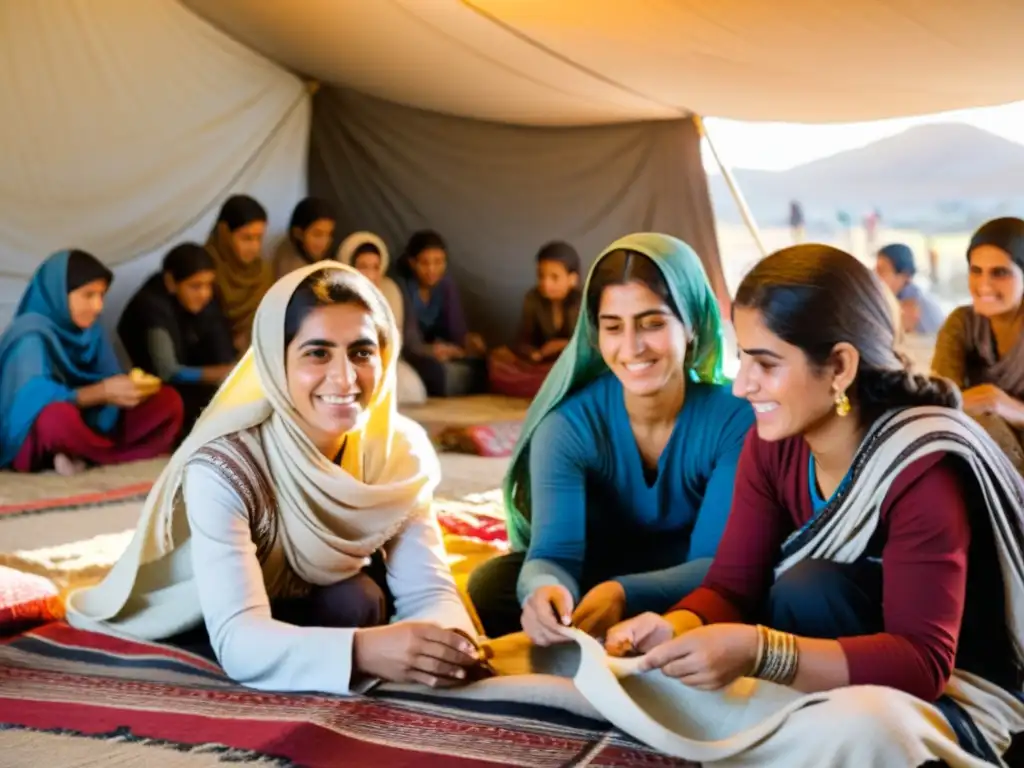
[700,100,1024,174]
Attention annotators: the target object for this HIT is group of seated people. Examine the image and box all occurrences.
[0,193,590,474]
[3,210,1024,763]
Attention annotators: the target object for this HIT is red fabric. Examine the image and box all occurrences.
[11,387,183,472]
[0,622,696,767]
[487,351,552,399]
[438,421,522,458]
[674,431,972,702]
[0,567,63,629]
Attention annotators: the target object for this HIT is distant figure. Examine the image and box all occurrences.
[875,243,945,335]
[864,208,882,252]
[789,201,805,244]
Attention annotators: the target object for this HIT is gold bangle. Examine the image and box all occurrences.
[752,626,800,686]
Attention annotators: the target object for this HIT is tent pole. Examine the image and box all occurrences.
[694,116,768,258]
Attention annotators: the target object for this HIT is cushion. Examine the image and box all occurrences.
[0,565,63,630]
[437,421,522,458]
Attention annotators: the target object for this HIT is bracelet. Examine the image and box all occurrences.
[752,624,799,686]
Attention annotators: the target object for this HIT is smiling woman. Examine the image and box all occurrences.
[467,233,753,642]
[605,244,1024,765]
[932,217,1024,474]
[67,261,482,695]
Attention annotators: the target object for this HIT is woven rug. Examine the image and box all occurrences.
[0,622,694,767]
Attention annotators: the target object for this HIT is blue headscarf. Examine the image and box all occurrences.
[878,243,916,276]
[0,251,121,467]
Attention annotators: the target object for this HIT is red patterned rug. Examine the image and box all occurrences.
[0,622,693,767]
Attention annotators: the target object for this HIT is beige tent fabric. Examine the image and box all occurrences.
[0,0,309,327]
[183,0,1024,125]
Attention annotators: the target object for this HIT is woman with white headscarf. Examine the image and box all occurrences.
[66,261,478,692]
[339,231,427,404]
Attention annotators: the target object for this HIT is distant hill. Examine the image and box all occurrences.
[708,123,1024,231]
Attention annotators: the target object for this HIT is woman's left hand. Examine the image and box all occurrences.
[962,384,1022,422]
[638,623,759,691]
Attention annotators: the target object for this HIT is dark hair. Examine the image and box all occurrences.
[284,271,391,351]
[288,197,335,232]
[162,243,214,282]
[733,244,960,418]
[352,242,381,261]
[66,249,113,293]
[967,216,1024,271]
[216,194,268,232]
[877,243,916,276]
[586,249,680,326]
[403,230,447,261]
[536,241,580,275]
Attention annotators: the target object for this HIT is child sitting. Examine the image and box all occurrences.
[489,241,582,398]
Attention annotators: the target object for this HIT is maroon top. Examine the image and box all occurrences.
[674,431,971,701]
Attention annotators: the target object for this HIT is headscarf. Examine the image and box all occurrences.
[205,195,273,345]
[118,244,233,375]
[288,197,336,263]
[0,251,121,467]
[967,216,1024,272]
[878,243,916,276]
[66,261,439,640]
[503,233,727,550]
[338,232,404,331]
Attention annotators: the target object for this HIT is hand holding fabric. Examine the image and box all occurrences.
[522,584,574,646]
[352,622,480,688]
[638,623,759,691]
[571,580,626,639]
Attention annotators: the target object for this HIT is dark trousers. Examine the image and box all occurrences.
[168,555,392,661]
[769,558,1012,767]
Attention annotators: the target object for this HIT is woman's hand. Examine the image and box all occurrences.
[638,623,759,690]
[102,375,144,408]
[432,341,463,362]
[538,339,568,360]
[604,609,703,656]
[572,581,626,639]
[352,622,480,688]
[521,584,574,646]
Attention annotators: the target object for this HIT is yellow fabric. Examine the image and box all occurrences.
[66,261,439,639]
[205,230,274,347]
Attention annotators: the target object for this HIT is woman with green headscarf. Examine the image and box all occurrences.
[467,233,754,641]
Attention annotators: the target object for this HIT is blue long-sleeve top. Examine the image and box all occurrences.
[518,373,754,615]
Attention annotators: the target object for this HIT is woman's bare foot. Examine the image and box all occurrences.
[53,453,86,477]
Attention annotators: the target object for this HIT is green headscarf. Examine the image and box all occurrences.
[503,232,728,551]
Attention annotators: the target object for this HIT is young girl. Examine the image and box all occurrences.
[395,230,486,397]
[118,243,236,433]
[468,233,753,640]
[0,250,183,474]
[67,262,480,694]
[606,244,1024,766]
[933,217,1024,474]
[205,194,272,354]
[488,241,583,398]
[274,197,337,278]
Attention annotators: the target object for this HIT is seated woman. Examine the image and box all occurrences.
[273,197,337,278]
[338,231,426,404]
[118,243,236,434]
[0,250,183,475]
[874,242,945,335]
[467,233,754,641]
[933,217,1024,474]
[66,262,481,694]
[395,230,487,397]
[488,241,582,399]
[206,194,272,355]
[605,244,1024,766]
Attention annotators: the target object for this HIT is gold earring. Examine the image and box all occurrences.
[834,390,851,417]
